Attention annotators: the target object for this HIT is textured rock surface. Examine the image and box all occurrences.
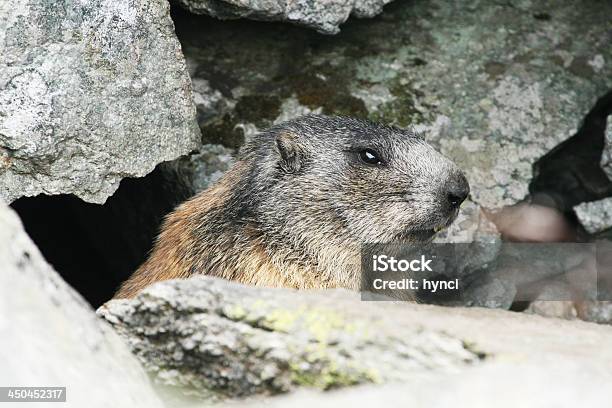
[601,121,612,180]
[164,144,235,194]
[575,301,612,324]
[175,0,612,210]
[0,202,164,407]
[233,365,612,408]
[99,276,612,404]
[574,198,612,233]
[175,0,394,34]
[99,277,480,400]
[575,120,612,233]
[525,301,612,325]
[0,0,200,204]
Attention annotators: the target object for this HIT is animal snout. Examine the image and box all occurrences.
[445,172,470,210]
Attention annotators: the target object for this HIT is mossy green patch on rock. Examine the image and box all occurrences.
[234,94,282,127]
[200,113,245,149]
[289,358,381,390]
[367,79,430,127]
[225,300,365,345]
[285,65,369,118]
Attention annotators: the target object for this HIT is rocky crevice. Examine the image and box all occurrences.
[10,162,198,306]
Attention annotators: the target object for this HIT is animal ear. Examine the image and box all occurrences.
[276,130,303,173]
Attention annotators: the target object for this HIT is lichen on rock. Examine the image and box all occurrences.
[98,275,612,404]
[98,277,482,400]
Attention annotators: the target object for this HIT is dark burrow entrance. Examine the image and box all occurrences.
[11,165,194,307]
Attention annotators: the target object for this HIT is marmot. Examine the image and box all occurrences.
[115,115,469,298]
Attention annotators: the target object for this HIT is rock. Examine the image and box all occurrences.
[574,198,612,234]
[428,200,509,308]
[163,144,235,194]
[524,240,612,324]
[601,115,612,180]
[175,0,612,210]
[174,0,395,34]
[0,0,201,204]
[524,281,581,321]
[0,202,164,407]
[524,301,612,325]
[99,276,612,404]
[530,89,612,212]
[574,117,612,234]
[231,364,612,408]
[525,300,579,321]
[526,300,612,325]
[575,301,612,324]
[99,277,480,401]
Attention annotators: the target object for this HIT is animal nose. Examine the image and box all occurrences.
[446,174,470,209]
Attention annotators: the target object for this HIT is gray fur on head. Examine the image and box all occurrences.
[233,114,468,255]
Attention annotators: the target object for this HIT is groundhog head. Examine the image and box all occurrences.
[240,115,469,247]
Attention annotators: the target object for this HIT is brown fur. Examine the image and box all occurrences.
[115,162,350,298]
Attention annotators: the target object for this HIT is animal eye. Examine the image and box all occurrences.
[358,149,384,166]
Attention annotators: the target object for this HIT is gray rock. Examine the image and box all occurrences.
[99,276,612,404]
[525,300,579,321]
[162,144,235,194]
[574,197,612,234]
[98,277,481,401]
[601,121,612,180]
[175,0,395,34]
[0,202,164,407]
[522,240,612,324]
[232,364,612,408]
[0,0,201,204]
[574,121,612,234]
[524,300,612,325]
[575,301,612,324]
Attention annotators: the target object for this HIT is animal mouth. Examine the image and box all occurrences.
[409,219,455,242]
[394,209,460,242]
